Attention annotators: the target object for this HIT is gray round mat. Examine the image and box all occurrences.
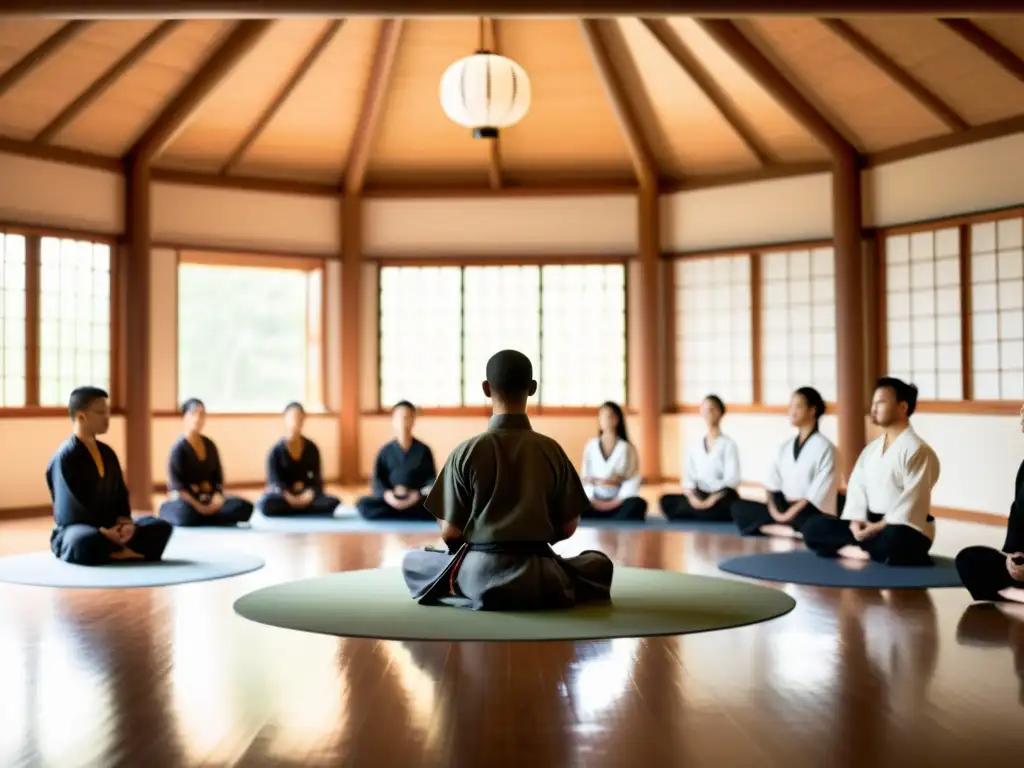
[0,549,265,589]
[233,566,796,641]
[718,550,963,589]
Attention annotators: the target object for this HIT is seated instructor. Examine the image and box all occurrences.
[956,403,1024,601]
[48,386,173,565]
[158,398,254,527]
[256,402,341,517]
[402,349,614,610]
[356,400,437,521]
[803,377,940,566]
[730,386,838,538]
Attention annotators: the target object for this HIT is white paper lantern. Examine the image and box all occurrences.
[439,52,531,138]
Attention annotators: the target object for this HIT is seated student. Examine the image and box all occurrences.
[956,403,1024,602]
[158,398,254,527]
[356,400,437,521]
[730,386,838,538]
[402,349,614,610]
[48,386,173,566]
[579,401,648,522]
[256,402,340,517]
[803,378,940,566]
[659,394,740,521]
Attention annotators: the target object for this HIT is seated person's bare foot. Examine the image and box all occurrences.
[837,544,870,561]
[760,524,800,539]
[997,587,1024,604]
[110,548,145,561]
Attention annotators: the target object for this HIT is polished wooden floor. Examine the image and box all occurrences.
[1,487,1022,768]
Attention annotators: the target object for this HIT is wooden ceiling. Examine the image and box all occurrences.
[0,16,1022,192]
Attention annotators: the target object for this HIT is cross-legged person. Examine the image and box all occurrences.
[580,401,648,522]
[48,387,173,566]
[803,378,940,566]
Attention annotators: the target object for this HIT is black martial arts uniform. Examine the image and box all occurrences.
[356,438,437,521]
[47,436,173,565]
[158,436,254,526]
[256,437,340,517]
[956,458,1024,601]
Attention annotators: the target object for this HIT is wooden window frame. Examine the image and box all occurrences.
[174,250,330,416]
[372,255,632,416]
[666,239,839,415]
[0,222,119,419]
[876,205,1024,416]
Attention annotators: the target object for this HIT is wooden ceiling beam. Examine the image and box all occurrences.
[128,20,273,165]
[484,17,503,190]
[822,19,968,132]
[220,20,343,176]
[641,18,774,166]
[0,21,92,99]
[579,19,657,190]
[343,19,404,194]
[697,19,853,158]
[35,21,183,144]
[939,19,1024,86]
[4,1,1021,15]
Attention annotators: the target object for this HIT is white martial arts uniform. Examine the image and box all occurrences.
[765,430,839,516]
[683,434,741,494]
[581,438,642,502]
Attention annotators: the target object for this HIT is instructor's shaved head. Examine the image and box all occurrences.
[483,349,537,409]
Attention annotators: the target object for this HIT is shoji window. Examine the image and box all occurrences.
[884,227,962,400]
[760,247,837,405]
[675,255,753,406]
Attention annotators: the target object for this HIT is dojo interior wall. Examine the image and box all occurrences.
[0,131,1021,517]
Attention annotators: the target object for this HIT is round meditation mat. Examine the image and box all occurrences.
[0,549,265,589]
[718,550,963,589]
[233,566,796,642]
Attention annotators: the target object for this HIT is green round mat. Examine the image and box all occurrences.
[233,566,796,641]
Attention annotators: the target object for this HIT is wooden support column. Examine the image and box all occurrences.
[580,19,661,481]
[637,183,662,481]
[339,195,362,485]
[833,151,867,479]
[124,156,152,512]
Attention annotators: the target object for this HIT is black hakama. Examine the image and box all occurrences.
[730,491,824,535]
[956,459,1024,600]
[355,496,435,521]
[47,436,173,566]
[659,488,738,522]
[802,511,934,566]
[158,497,255,527]
[579,496,649,522]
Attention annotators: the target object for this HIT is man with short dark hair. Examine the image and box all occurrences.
[48,387,173,565]
[802,376,940,566]
[402,349,613,610]
[356,400,436,521]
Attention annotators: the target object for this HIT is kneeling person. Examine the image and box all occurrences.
[49,387,173,565]
[803,378,939,566]
[402,350,614,610]
[256,402,341,517]
[580,401,648,522]
[159,398,254,527]
[356,400,436,521]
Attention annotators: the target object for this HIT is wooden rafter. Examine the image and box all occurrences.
[641,18,774,166]
[697,20,853,158]
[343,19,404,194]
[35,21,183,144]
[0,21,91,99]
[220,20,344,176]
[484,17,503,189]
[579,19,657,190]
[822,19,968,132]
[939,19,1024,85]
[128,20,273,164]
